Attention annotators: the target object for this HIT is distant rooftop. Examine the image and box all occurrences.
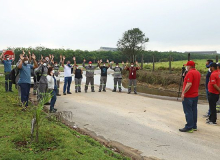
[184,51,217,54]
[98,47,117,51]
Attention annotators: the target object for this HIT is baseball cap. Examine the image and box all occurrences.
[185,61,195,67]
[89,61,92,64]
[210,62,217,68]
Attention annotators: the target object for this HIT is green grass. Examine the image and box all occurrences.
[144,59,211,73]
[0,77,129,160]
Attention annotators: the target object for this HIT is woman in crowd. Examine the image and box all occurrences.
[47,67,57,113]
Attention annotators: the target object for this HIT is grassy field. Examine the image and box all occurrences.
[0,77,129,160]
[143,59,212,73]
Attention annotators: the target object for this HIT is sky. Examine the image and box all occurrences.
[0,0,220,52]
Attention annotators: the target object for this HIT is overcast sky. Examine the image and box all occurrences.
[1,0,220,52]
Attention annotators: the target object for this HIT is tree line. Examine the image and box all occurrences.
[6,46,217,64]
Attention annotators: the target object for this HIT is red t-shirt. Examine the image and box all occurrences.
[126,67,139,79]
[208,70,220,94]
[182,69,201,98]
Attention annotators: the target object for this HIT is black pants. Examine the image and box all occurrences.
[5,72,12,91]
[208,93,219,123]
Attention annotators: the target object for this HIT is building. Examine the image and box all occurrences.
[184,51,217,55]
[98,47,118,51]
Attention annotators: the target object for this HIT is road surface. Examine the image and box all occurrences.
[50,82,220,160]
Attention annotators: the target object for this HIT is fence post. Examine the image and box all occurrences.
[153,55,155,71]
[188,53,190,61]
[216,55,219,63]
[169,55,172,73]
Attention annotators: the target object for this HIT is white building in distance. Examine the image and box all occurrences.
[98,47,118,51]
[184,51,217,55]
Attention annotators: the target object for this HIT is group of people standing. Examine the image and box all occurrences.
[180,60,220,133]
[0,51,141,113]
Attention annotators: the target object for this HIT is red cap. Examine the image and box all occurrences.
[89,61,92,64]
[185,61,195,67]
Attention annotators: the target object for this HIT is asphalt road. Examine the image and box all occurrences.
[52,83,220,160]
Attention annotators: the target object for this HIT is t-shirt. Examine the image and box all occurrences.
[64,65,72,77]
[100,66,108,76]
[2,60,12,72]
[18,64,33,84]
[182,68,201,98]
[126,67,139,79]
[208,70,220,94]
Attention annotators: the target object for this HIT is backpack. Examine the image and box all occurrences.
[10,67,19,84]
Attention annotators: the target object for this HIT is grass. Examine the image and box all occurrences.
[0,76,129,160]
[143,59,211,73]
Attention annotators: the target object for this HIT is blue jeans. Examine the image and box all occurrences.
[206,89,210,115]
[50,89,57,111]
[63,77,72,93]
[182,96,198,129]
[19,83,31,107]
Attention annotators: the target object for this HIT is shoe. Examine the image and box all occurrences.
[85,90,87,93]
[119,90,121,92]
[63,93,66,95]
[92,90,95,92]
[99,90,101,92]
[78,91,81,92]
[103,90,106,92]
[203,114,209,118]
[207,121,217,125]
[44,102,50,105]
[134,92,137,94]
[179,128,193,133]
[50,109,57,113]
[193,128,197,131]
[128,92,131,94]
[9,90,13,92]
[57,94,61,96]
[112,90,116,92]
[75,90,78,93]
[54,108,57,111]
[67,92,72,94]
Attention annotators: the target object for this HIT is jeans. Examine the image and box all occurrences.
[19,83,31,107]
[5,72,12,91]
[208,93,219,123]
[63,77,72,93]
[206,89,210,115]
[50,89,57,111]
[182,96,198,129]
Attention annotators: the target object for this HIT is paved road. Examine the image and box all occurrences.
[52,83,220,160]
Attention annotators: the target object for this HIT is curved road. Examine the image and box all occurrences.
[52,81,220,160]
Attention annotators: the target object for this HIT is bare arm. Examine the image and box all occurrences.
[213,84,220,93]
[17,54,24,69]
[82,59,86,68]
[62,56,65,67]
[181,82,192,101]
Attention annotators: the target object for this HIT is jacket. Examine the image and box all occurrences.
[82,62,98,78]
[110,64,124,78]
[47,75,56,90]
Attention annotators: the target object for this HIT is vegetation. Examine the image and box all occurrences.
[117,28,149,62]
[0,76,129,160]
[2,46,217,65]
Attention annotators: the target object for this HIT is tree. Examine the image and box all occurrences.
[117,28,149,62]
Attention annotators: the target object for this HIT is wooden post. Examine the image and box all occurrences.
[216,55,219,63]
[188,53,190,61]
[141,53,144,69]
[169,55,171,73]
[153,55,155,71]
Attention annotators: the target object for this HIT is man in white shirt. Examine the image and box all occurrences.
[62,56,73,95]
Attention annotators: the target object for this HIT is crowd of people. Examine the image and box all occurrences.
[180,60,220,133]
[0,51,141,113]
[1,51,220,132]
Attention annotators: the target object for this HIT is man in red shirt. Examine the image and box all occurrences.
[125,61,141,94]
[179,61,201,133]
[207,63,220,125]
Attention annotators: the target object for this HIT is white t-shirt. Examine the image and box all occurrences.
[64,65,72,77]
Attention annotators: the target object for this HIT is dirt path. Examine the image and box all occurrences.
[49,82,220,160]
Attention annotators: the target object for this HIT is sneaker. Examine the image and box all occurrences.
[103,90,106,92]
[78,91,81,92]
[128,92,131,94]
[99,90,101,92]
[44,102,50,105]
[57,94,61,96]
[54,108,57,111]
[63,93,66,95]
[67,92,72,94]
[75,90,78,93]
[206,121,217,125]
[193,128,197,131]
[50,109,57,113]
[134,92,137,94]
[112,90,116,92]
[179,128,193,133]
[92,90,95,92]
[119,90,121,92]
[203,114,209,118]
